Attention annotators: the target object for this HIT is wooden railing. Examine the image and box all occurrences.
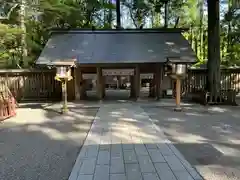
[0,69,62,101]
[0,68,240,103]
[170,68,240,97]
[168,68,240,105]
[186,68,240,93]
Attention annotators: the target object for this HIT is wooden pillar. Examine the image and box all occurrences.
[65,67,75,101]
[62,79,68,113]
[97,67,104,100]
[174,77,182,111]
[74,67,80,100]
[130,75,135,98]
[149,74,156,97]
[117,76,121,89]
[75,67,87,100]
[102,76,106,98]
[135,65,140,99]
[159,65,164,98]
[155,65,161,100]
[80,79,87,100]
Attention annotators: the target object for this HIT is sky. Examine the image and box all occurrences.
[0,0,232,27]
[118,0,230,28]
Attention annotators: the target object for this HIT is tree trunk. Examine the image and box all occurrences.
[116,0,121,28]
[104,0,106,25]
[20,0,27,67]
[154,12,160,27]
[151,10,154,27]
[203,29,207,59]
[207,0,221,100]
[108,0,112,27]
[189,25,193,48]
[194,33,198,57]
[199,0,204,61]
[164,1,168,28]
[227,1,234,61]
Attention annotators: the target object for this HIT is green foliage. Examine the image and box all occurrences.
[0,23,22,68]
[180,0,239,66]
[220,8,240,66]
[0,0,239,68]
[122,0,152,27]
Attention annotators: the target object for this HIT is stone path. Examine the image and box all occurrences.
[68,103,203,180]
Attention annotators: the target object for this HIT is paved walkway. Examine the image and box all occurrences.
[68,103,203,180]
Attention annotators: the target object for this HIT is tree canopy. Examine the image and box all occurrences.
[0,0,239,68]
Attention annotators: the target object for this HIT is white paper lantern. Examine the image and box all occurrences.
[56,66,71,78]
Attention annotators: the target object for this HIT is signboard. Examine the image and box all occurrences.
[83,74,96,79]
[102,69,134,76]
[140,73,153,79]
[166,89,173,95]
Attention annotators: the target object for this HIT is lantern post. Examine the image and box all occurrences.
[49,60,76,114]
[165,58,189,111]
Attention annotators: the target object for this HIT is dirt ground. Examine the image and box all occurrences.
[1,98,240,180]
[0,103,98,180]
[144,105,240,180]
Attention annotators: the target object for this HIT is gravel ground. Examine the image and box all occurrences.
[143,105,240,180]
[1,94,239,180]
[0,104,98,180]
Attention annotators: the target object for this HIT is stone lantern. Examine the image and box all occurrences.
[166,57,189,111]
[49,60,76,113]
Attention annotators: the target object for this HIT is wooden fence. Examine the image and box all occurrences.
[180,68,240,97]
[0,69,62,101]
[0,68,240,102]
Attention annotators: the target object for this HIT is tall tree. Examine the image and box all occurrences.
[207,0,221,99]
[198,0,204,60]
[20,0,27,67]
[116,0,121,28]
[122,0,151,28]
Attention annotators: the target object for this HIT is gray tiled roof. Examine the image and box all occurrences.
[36,30,196,65]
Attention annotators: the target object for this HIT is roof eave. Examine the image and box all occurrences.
[166,56,197,64]
[50,28,189,35]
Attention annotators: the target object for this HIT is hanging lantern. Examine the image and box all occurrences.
[49,60,76,81]
[56,66,71,77]
[165,57,192,112]
[56,66,67,78]
[175,64,187,76]
[48,59,76,114]
[166,57,189,79]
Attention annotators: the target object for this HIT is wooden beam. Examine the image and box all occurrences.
[155,65,161,99]
[174,77,182,111]
[149,74,156,97]
[135,65,140,99]
[74,67,80,100]
[130,76,135,98]
[96,67,104,100]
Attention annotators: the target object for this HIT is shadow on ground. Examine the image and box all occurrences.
[0,103,99,180]
[143,105,240,179]
[2,101,240,180]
